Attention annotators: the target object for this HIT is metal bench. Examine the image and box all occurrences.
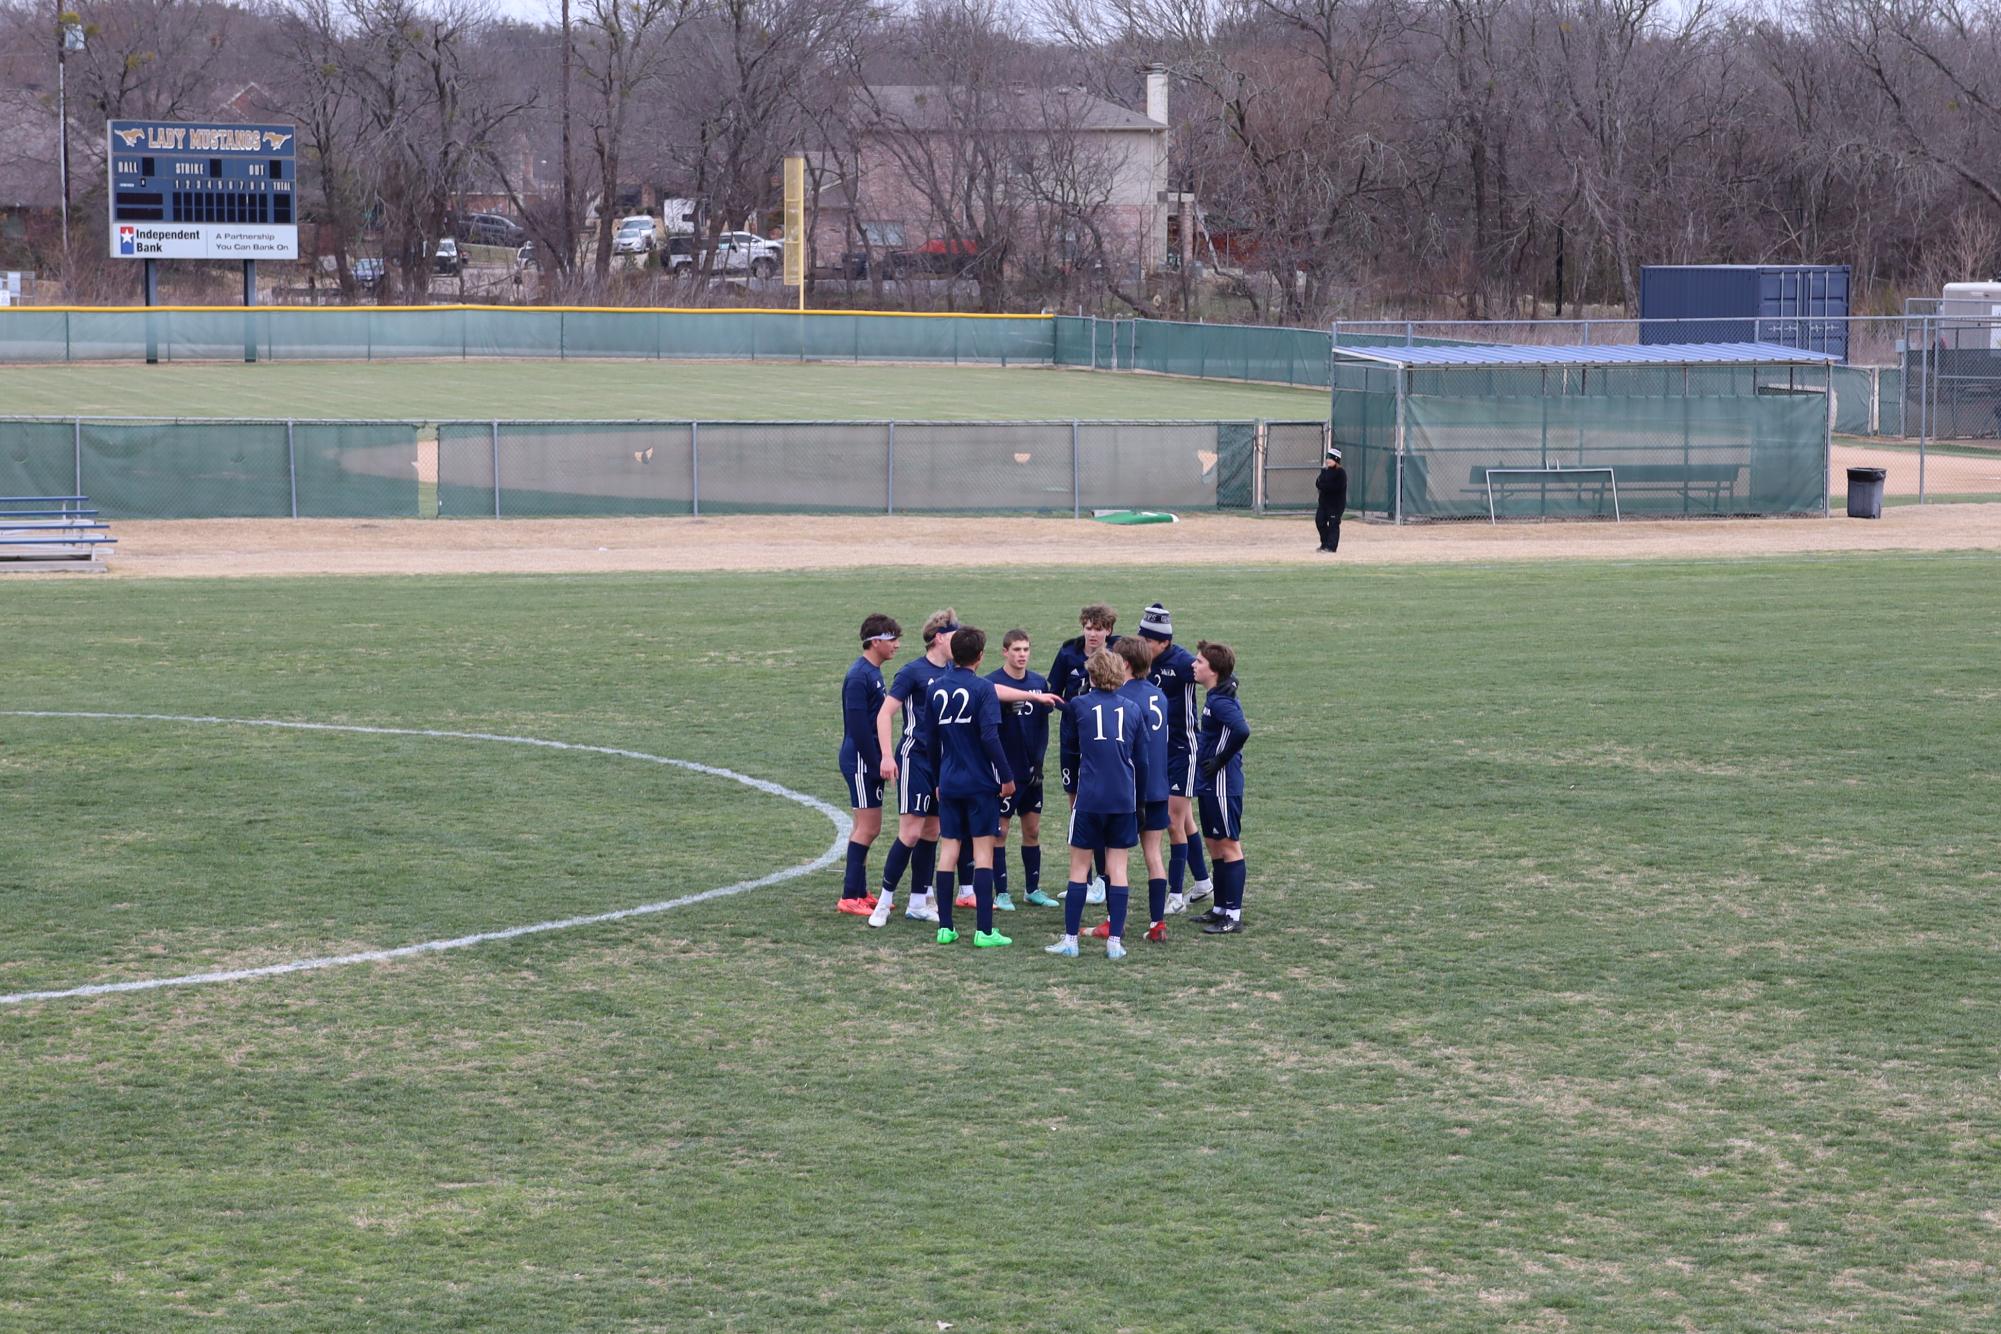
[1,496,117,571]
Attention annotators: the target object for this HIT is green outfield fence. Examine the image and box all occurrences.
[0,416,1329,519]
[0,307,1937,443]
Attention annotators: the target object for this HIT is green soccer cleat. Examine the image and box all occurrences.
[974,929,1012,948]
[935,927,960,945]
[993,892,1016,912]
[1025,890,1061,908]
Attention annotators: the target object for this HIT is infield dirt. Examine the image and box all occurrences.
[61,502,2001,579]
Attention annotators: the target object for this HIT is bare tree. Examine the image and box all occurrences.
[574,0,700,280]
[264,0,376,298]
[340,0,535,299]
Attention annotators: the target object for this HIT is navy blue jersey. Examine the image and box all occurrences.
[839,654,886,770]
[1119,677,1171,805]
[1047,633,1121,756]
[1147,642,1201,757]
[987,666,1051,784]
[886,653,951,754]
[1195,677,1251,797]
[923,664,1014,798]
[1061,687,1139,815]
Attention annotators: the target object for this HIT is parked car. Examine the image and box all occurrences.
[842,223,906,278]
[613,215,659,255]
[514,241,540,272]
[350,256,385,291]
[841,231,977,280]
[666,231,781,278]
[433,237,461,276]
[661,235,697,271]
[457,212,526,247]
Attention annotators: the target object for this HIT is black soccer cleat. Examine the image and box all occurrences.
[1191,906,1229,926]
[1201,916,1244,935]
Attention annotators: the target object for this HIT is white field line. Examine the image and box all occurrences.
[0,711,852,1007]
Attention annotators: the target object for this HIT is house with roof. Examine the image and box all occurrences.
[810,68,1174,281]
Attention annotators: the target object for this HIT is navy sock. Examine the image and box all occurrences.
[1022,845,1042,893]
[914,839,937,897]
[1189,840,1210,884]
[843,841,870,901]
[1094,847,1108,881]
[1064,880,1088,936]
[1229,858,1247,911]
[935,871,956,929]
[1148,877,1168,924]
[994,846,1010,897]
[958,844,975,883]
[1168,841,1188,894]
[975,867,995,934]
[1107,885,1130,938]
[880,839,913,896]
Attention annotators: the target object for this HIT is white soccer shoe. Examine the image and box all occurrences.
[1164,892,1188,916]
[904,893,941,924]
[1086,876,1107,906]
[1188,878,1214,903]
[866,898,893,929]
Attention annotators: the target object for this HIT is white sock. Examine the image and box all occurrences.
[878,891,895,908]
[1227,907,1241,920]
[1061,934,1077,946]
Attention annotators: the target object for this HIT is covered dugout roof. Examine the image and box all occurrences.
[1331,340,1838,369]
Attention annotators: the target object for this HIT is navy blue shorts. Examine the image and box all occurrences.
[938,792,1000,843]
[999,781,1044,819]
[896,754,936,817]
[1068,807,1138,851]
[1166,748,1197,798]
[1141,798,1171,832]
[1197,791,1242,842]
[842,751,884,810]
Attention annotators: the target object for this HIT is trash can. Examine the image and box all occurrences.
[1846,466,1886,519]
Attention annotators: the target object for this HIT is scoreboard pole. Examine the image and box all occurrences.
[243,260,257,364]
[143,259,158,365]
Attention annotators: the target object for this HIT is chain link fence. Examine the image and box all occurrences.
[0,308,1057,366]
[0,417,1329,520]
[6,306,1997,506]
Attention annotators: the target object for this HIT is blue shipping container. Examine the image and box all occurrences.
[1639,264,1850,362]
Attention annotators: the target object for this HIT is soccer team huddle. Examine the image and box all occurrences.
[836,601,1252,958]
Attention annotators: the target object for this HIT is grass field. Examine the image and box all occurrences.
[0,360,1330,422]
[4,559,1998,1329]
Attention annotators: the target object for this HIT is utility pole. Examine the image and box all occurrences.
[561,0,575,275]
[57,10,85,281]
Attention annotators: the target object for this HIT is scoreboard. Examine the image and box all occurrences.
[107,120,298,261]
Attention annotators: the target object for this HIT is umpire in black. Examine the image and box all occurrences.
[1315,445,1347,553]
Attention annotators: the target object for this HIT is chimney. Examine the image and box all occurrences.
[1145,63,1168,126]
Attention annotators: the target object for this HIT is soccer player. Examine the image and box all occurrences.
[922,625,1016,948]
[1045,650,1139,960]
[836,613,901,915]
[1136,601,1212,913]
[870,608,958,927]
[1113,638,1172,942]
[988,628,1053,910]
[1190,641,1252,935]
[1045,603,1119,905]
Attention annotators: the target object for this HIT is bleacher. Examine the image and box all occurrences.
[1,497,116,571]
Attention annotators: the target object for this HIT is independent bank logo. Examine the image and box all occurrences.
[118,225,136,255]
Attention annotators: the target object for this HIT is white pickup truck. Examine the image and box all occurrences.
[666,231,782,278]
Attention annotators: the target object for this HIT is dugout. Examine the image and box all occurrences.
[1330,341,1835,522]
